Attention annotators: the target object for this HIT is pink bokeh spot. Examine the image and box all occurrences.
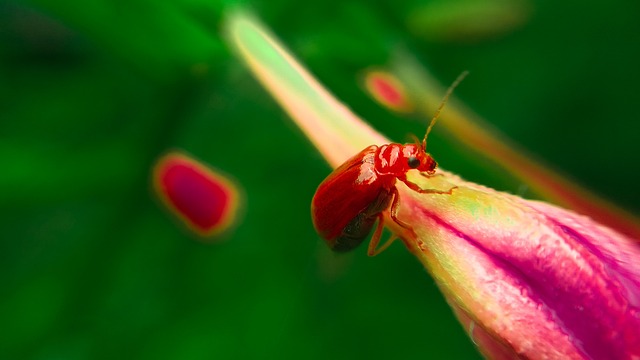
[372,76,402,105]
[153,152,239,237]
[365,71,412,113]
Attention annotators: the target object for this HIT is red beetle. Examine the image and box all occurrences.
[311,72,467,256]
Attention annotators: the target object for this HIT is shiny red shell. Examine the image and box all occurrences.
[311,143,437,252]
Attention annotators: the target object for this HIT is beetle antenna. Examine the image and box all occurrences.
[408,133,421,146]
[422,70,469,151]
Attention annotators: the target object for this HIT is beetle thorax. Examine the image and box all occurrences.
[374,143,437,176]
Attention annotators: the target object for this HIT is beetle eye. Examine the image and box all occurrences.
[407,156,420,169]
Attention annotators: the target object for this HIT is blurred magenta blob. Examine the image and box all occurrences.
[363,70,413,113]
[152,151,242,239]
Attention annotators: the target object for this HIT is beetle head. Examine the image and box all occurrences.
[403,144,437,174]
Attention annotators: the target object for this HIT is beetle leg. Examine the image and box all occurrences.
[400,177,458,195]
[368,187,415,256]
[419,172,444,179]
[367,213,386,257]
[368,233,398,257]
[389,186,413,230]
[368,215,399,257]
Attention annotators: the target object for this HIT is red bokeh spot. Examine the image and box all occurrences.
[153,152,239,237]
[371,76,403,107]
[364,71,412,113]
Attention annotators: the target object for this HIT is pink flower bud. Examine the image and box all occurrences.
[394,171,640,359]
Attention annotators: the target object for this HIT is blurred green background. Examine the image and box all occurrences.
[1,0,639,359]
